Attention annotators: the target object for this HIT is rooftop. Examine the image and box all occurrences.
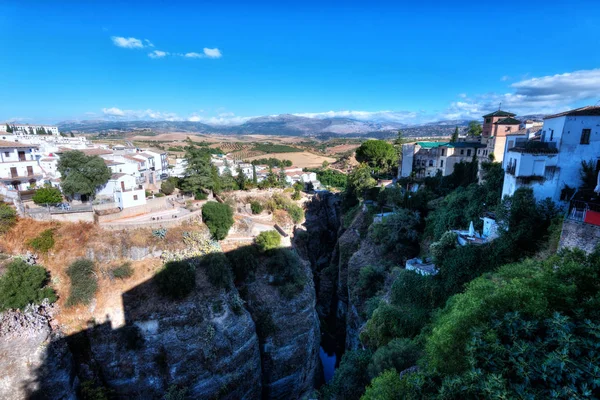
[416,141,485,149]
[0,140,38,149]
[110,173,127,180]
[80,148,113,156]
[482,110,517,118]
[506,126,543,136]
[494,117,521,125]
[544,106,600,119]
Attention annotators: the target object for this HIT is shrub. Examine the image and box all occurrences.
[226,245,259,281]
[145,190,152,198]
[112,262,133,279]
[66,259,98,306]
[250,200,264,214]
[0,259,56,311]
[361,302,428,348]
[354,264,386,301]
[202,202,234,240]
[362,370,404,400]
[27,229,55,253]
[322,349,373,400]
[195,191,208,200]
[154,192,165,198]
[0,203,16,234]
[156,260,196,299]
[32,186,62,205]
[367,338,420,379]
[161,180,175,195]
[266,249,306,298]
[255,230,281,252]
[291,190,301,200]
[369,209,419,258]
[201,252,233,289]
[287,204,304,224]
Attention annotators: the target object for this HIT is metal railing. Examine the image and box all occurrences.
[566,200,600,224]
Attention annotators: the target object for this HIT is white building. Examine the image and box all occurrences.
[0,140,44,191]
[398,141,486,178]
[1,124,60,135]
[112,173,146,209]
[501,106,600,204]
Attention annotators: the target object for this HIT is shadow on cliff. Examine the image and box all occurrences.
[25,243,321,400]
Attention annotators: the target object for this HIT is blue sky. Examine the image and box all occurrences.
[1,0,599,125]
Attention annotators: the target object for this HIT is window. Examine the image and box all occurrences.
[440,149,445,156]
[485,118,491,123]
[549,129,554,141]
[133,195,138,200]
[581,129,591,145]
[440,160,444,168]
[4,152,9,157]
[467,149,472,156]
[460,150,464,155]
[429,160,434,167]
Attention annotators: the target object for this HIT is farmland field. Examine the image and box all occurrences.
[244,151,336,168]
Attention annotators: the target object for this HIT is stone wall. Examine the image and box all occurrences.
[559,219,600,254]
[96,196,169,223]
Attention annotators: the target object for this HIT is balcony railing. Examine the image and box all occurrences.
[567,200,600,226]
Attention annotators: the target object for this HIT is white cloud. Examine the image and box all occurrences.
[101,107,179,121]
[501,75,511,81]
[294,110,419,124]
[439,68,600,120]
[184,52,203,58]
[111,36,146,49]
[187,112,251,125]
[203,48,222,58]
[148,50,168,59]
[144,39,154,48]
[458,93,467,99]
[183,48,222,59]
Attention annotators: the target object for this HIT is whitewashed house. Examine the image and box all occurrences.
[0,140,44,191]
[501,106,600,204]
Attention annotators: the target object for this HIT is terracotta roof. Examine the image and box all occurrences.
[123,155,143,162]
[110,173,127,180]
[104,159,124,166]
[493,117,521,125]
[544,106,600,119]
[482,110,516,118]
[81,148,113,156]
[0,140,38,149]
[40,157,57,162]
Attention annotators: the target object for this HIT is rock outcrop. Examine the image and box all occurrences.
[0,301,75,400]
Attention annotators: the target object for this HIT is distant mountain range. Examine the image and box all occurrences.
[57,113,543,139]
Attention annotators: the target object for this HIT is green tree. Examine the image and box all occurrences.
[160,180,175,195]
[255,230,281,252]
[323,350,373,400]
[467,120,482,136]
[580,159,598,190]
[32,186,62,205]
[181,145,217,194]
[355,140,397,172]
[368,209,420,256]
[236,166,247,190]
[252,164,257,184]
[250,200,264,214]
[322,160,329,168]
[201,202,234,240]
[57,151,111,198]
[362,370,404,400]
[345,164,377,206]
[156,260,196,299]
[450,126,459,143]
[0,259,56,311]
[367,338,420,379]
[5,123,12,133]
[278,168,288,187]
[0,203,17,234]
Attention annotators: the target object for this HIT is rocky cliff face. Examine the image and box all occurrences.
[0,302,75,400]
[243,260,321,399]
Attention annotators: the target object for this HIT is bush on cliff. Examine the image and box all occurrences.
[0,203,16,234]
[367,338,420,379]
[255,230,281,252]
[322,349,373,400]
[156,260,196,299]
[250,200,263,214]
[201,252,233,289]
[202,202,234,240]
[266,249,306,298]
[66,259,98,306]
[368,209,419,258]
[160,180,175,195]
[0,259,56,310]
[226,245,259,281]
[27,229,55,254]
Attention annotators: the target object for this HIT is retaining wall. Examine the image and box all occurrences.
[558,219,600,254]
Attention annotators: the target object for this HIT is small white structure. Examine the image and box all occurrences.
[1,124,60,135]
[405,258,438,276]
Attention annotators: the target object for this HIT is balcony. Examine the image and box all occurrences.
[509,141,558,155]
[567,200,600,226]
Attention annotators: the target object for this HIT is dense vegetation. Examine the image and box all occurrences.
[305,168,347,189]
[252,144,301,153]
[32,186,63,205]
[323,145,582,399]
[0,203,17,234]
[0,259,56,310]
[201,202,234,240]
[57,151,111,198]
[249,158,293,168]
[255,230,281,252]
[27,229,55,253]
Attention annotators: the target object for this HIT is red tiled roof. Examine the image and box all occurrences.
[544,106,600,119]
[0,140,38,149]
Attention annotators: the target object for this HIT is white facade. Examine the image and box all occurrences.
[501,106,600,204]
[0,141,44,190]
[1,124,60,135]
[114,188,146,209]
